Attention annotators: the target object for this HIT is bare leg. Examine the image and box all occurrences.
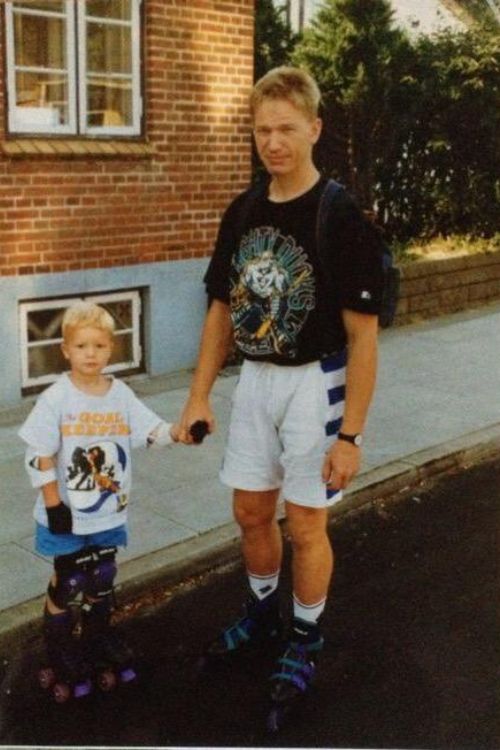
[233,488,282,575]
[285,501,333,605]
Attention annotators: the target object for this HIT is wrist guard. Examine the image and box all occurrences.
[47,503,73,535]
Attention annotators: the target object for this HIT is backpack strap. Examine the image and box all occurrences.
[233,178,269,243]
[316,178,400,328]
[315,178,348,291]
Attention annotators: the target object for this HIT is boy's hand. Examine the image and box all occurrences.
[47,502,72,535]
[169,423,181,443]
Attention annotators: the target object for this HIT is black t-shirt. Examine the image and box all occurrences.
[204,176,384,366]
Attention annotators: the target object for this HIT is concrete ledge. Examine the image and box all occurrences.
[1,423,499,655]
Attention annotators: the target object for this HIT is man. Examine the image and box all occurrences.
[179,66,383,710]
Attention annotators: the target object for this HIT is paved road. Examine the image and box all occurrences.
[1,456,498,749]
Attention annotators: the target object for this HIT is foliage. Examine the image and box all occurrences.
[293,0,414,208]
[376,28,500,239]
[452,0,500,28]
[392,233,500,264]
[254,0,298,81]
[291,0,500,240]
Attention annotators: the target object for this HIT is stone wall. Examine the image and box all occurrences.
[396,250,500,325]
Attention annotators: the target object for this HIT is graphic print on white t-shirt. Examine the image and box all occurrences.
[66,440,128,514]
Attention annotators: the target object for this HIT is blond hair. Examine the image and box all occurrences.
[250,66,321,120]
[62,301,115,342]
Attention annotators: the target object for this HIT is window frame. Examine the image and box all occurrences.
[4,0,143,138]
[19,289,143,392]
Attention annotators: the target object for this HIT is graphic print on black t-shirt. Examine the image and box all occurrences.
[230,225,315,359]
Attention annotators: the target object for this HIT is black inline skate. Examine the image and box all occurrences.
[266,617,323,733]
[82,599,137,692]
[199,590,283,667]
[38,609,92,703]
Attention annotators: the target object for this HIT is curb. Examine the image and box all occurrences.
[1,423,499,655]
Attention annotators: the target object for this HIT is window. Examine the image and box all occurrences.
[19,289,143,392]
[5,0,142,136]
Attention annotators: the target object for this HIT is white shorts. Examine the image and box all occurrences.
[220,352,347,508]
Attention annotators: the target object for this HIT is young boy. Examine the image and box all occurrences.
[19,301,180,701]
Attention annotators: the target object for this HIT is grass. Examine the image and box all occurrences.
[392,233,500,264]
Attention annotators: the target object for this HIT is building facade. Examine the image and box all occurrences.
[0,0,254,407]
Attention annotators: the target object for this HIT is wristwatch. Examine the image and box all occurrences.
[337,431,363,447]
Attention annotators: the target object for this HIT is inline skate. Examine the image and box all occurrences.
[199,590,283,668]
[38,609,92,703]
[82,600,137,692]
[266,617,323,733]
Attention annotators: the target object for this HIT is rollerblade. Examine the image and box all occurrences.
[82,600,137,692]
[38,610,92,703]
[199,590,283,667]
[266,617,323,733]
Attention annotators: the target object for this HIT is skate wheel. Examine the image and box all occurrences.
[38,666,55,690]
[119,666,136,684]
[98,669,117,692]
[74,679,92,699]
[53,682,71,703]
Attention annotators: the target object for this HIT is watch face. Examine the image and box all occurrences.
[354,434,363,447]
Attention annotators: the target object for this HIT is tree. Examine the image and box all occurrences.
[452,0,500,27]
[377,27,500,239]
[293,0,413,209]
[292,0,499,239]
[254,0,298,82]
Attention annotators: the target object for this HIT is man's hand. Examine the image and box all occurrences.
[178,397,215,444]
[322,439,361,491]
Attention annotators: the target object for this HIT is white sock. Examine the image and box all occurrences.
[247,570,280,600]
[293,593,326,623]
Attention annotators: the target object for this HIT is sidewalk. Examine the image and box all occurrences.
[1,302,500,641]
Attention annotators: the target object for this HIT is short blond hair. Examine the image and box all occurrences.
[250,66,321,120]
[62,301,115,342]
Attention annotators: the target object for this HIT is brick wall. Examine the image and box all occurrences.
[0,1,254,277]
[396,250,500,325]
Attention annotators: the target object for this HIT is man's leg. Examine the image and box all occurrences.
[234,488,282,584]
[203,488,283,658]
[267,502,331,716]
[285,502,332,616]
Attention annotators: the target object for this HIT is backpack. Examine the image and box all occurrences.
[235,177,400,329]
[316,179,400,328]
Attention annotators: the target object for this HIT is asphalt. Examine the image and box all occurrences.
[1,301,500,647]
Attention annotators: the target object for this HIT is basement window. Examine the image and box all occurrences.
[19,289,143,393]
[5,0,143,137]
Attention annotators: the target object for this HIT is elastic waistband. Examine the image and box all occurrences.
[243,349,347,372]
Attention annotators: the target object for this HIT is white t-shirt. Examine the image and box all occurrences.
[19,373,170,535]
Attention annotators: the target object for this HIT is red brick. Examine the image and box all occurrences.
[0,1,253,276]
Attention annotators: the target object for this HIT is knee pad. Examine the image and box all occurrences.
[49,549,94,609]
[85,546,117,600]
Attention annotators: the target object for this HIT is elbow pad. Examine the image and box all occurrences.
[25,450,57,488]
[147,421,173,448]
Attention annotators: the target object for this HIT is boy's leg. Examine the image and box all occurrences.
[81,546,136,685]
[41,552,93,696]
